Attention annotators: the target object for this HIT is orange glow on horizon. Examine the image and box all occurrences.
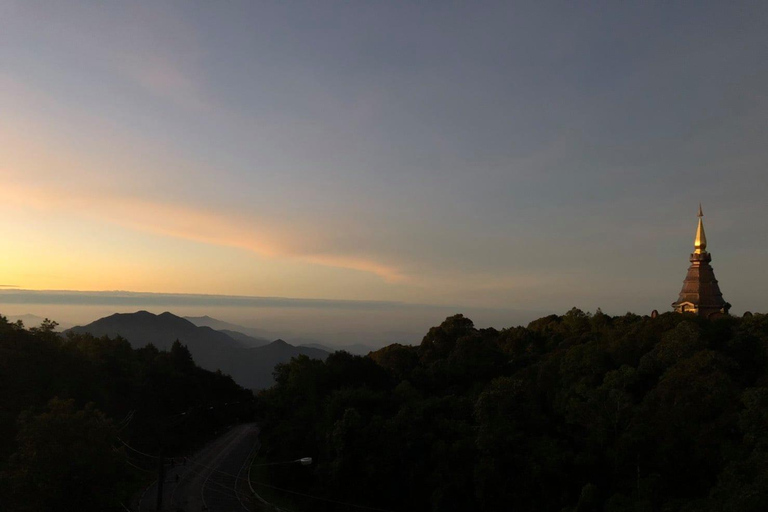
[0,179,405,286]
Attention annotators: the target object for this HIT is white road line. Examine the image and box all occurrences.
[171,427,233,509]
[247,434,283,511]
[235,430,260,511]
[137,478,157,511]
[201,425,252,511]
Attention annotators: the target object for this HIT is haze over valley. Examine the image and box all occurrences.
[0,288,544,350]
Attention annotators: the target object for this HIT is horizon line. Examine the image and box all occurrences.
[0,288,539,314]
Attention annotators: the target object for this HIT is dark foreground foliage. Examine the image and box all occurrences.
[0,315,253,512]
[258,310,768,512]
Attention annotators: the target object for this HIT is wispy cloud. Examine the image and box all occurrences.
[116,52,212,113]
[0,181,405,282]
[0,288,408,310]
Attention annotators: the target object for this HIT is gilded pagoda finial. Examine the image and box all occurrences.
[694,204,707,254]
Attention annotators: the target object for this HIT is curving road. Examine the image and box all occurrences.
[136,423,260,512]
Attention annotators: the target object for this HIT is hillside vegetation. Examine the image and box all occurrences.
[258,310,768,512]
[0,315,253,512]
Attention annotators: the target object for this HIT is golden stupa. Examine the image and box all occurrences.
[671,205,730,318]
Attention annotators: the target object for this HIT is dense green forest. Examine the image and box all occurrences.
[4,310,768,511]
[258,310,768,512]
[0,315,253,511]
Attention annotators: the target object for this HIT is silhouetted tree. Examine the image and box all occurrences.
[257,311,768,512]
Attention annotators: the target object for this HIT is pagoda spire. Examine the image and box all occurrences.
[672,206,730,318]
[694,203,707,254]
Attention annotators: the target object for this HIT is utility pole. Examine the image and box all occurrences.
[156,448,165,511]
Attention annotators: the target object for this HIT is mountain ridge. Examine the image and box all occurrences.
[68,311,328,389]
[184,315,274,341]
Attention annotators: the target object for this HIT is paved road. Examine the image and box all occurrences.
[136,423,261,512]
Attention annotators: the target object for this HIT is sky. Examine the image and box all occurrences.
[1,1,768,334]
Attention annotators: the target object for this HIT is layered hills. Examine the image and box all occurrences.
[185,315,376,354]
[183,315,273,346]
[68,311,328,389]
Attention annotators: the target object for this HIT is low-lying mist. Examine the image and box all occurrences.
[0,289,545,351]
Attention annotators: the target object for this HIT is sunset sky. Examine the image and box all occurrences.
[2,1,768,321]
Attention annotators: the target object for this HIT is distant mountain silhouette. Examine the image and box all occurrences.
[185,315,380,354]
[298,342,375,356]
[8,313,73,331]
[68,311,328,389]
[184,315,274,345]
[252,338,330,360]
[218,329,270,347]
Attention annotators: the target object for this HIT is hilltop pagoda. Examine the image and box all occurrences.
[671,205,730,318]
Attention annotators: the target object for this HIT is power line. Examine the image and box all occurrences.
[123,423,393,512]
[250,480,397,512]
[115,410,135,431]
[124,458,155,474]
[129,425,259,511]
[132,400,246,424]
[116,437,160,460]
[168,461,257,505]
[204,483,255,503]
[186,457,397,512]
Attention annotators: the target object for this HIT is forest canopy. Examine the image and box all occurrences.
[258,310,768,512]
[0,315,253,512]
